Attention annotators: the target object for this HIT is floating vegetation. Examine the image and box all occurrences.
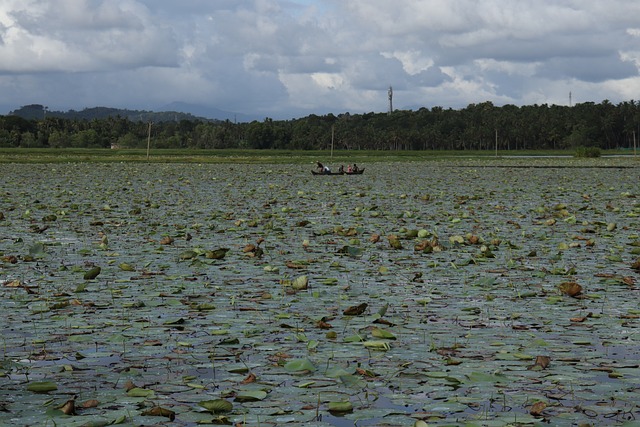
[0,160,639,426]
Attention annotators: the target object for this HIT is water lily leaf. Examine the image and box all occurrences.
[343,334,364,343]
[29,242,46,255]
[27,381,57,393]
[371,327,396,340]
[325,366,353,378]
[529,400,547,416]
[387,235,403,249]
[127,387,155,397]
[528,355,551,370]
[327,401,353,414]
[377,303,389,317]
[297,381,316,388]
[206,248,229,259]
[118,262,135,271]
[83,266,101,280]
[339,374,367,389]
[449,235,465,245]
[199,398,233,414]
[466,371,507,383]
[558,281,582,297]
[474,277,496,287]
[513,352,533,360]
[179,250,198,260]
[362,340,391,351]
[234,390,267,402]
[336,245,362,257]
[283,358,316,373]
[343,302,368,316]
[291,275,308,290]
[142,406,175,420]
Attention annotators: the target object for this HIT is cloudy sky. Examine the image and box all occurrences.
[1,0,639,119]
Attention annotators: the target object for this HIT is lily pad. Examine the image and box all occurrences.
[199,399,233,414]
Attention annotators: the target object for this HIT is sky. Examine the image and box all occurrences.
[1,0,639,120]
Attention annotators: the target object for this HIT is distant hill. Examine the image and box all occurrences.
[8,104,217,123]
[161,102,259,122]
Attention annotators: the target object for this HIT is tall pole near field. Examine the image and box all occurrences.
[388,86,393,115]
[634,130,637,157]
[146,121,152,161]
[495,128,498,157]
[331,124,334,159]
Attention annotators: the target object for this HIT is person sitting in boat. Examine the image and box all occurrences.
[347,164,353,173]
[323,165,331,174]
[316,162,324,173]
[352,164,359,172]
[338,165,345,173]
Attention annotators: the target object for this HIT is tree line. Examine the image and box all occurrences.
[1,100,639,151]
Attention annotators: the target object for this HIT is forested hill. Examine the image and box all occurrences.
[9,104,214,123]
[1,100,639,151]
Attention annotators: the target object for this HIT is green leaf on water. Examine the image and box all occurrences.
[126,387,155,397]
[291,275,308,290]
[234,390,267,402]
[339,374,367,389]
[29,242,46,256]
[179,250,198,260]
[466,371,507,383]
[362,340,391,351]
[371,327,396,340]
[163,317,185,325]
[328,401,353,413]
[198,398,233,413]
[83,266,101,280]
[343,334,364,343]
[336,245,363,257]
[283,358,316,372]
[118,262,135,271]
[27,381,57,393]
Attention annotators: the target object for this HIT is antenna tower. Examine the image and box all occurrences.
[388,86,393,115]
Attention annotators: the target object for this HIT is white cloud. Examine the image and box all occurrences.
[0,0,178,73]
[382,50,434,76]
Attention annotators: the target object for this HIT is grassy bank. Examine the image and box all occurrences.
[1,147,638,164]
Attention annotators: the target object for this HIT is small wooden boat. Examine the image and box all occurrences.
[311,168,365,176]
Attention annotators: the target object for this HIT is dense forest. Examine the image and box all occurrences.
[1,100,639,151]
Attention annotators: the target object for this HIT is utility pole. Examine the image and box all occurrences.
[331,125,334,159]
[388,86,393,115]
[146,121,152,161]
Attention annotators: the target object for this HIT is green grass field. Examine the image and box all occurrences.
[0,147,638,164]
